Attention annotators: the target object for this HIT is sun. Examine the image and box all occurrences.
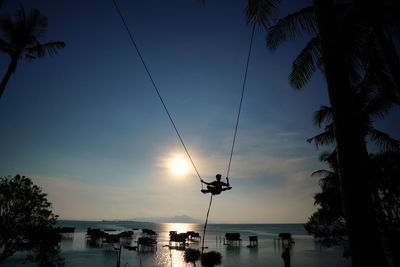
[168,157,190,175]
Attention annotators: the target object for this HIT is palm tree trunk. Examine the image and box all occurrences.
[0,59,18,99]
[313,0,387,266]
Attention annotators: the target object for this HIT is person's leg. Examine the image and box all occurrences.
[210,188,221,195]
[202,186,215,194]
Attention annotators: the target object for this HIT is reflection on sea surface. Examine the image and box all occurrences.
[2,221,351,267]
[164,223,194,235]
[169,249,185,267]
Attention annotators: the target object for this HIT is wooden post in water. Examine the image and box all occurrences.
[116,244,121,267]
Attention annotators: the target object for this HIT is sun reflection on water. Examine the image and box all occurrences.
[161,223,200,267]
[169,249,185,267]
[166,223,193,234]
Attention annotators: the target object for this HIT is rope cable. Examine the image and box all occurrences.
[112,0,256,251]
[201,25,256,253]
[201,194,213,254]
[226,23,256,179]
[112,0,203,187]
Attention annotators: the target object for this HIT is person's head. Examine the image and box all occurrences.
[216,174,222,181]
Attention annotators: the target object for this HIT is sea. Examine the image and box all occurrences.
[3,220,350,267]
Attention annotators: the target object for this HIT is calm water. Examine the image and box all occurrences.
[3,220,350,267]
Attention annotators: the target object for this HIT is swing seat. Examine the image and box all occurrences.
[201,186,232,195]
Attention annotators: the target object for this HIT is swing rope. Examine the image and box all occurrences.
[112,0,256,251]
[112,0,203,188]
[226,23,256,179]
[201,194,213,254]
[201,24,256,254]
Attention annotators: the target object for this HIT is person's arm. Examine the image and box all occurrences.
[221,177,230,187]
[201,179,210,185]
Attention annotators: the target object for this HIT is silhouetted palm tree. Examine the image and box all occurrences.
[305,152,347,248]
[370,152,400,267]
[267,1,400,100]
[308,104,399,152]
[352,0,400,96]
[201,251,222,267]
[265,1,399,265]
[306,150,400,265]
[0,5,65,99]
[184,248,200,267]
[200,0,282,29]
[306,78,399,258]
[308,69,400,152]
[201,0,398,265]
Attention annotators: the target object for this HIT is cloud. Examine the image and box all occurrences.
[32,175,160,220]
[30,125,324,223]
[161,125,322,182]
[277,131,300,137]
[32,174,209,220]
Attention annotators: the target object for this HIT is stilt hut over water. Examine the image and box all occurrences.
[137,237,157,252]
[277,232,295,248]
[225,233,241,246]
[59,227,75,238]
[248,236,258,247]
[187,231,201,241]
[169,232,188,249]
[142,229,157,238]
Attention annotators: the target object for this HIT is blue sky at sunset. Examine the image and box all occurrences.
[1,0,399,223]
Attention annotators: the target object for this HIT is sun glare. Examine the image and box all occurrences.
[168,157,190,175]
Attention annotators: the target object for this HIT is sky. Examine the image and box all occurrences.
[1,0,399,223]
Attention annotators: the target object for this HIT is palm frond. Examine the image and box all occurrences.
[311,169,333,178]
[369,129,400,151]
[384,4,400,30]
[25,41,65,59]
[353,69,376,103]
[16,4,26,24]
[318,151,333,162]
[246,0,281,29]
[365,34,400,104]
[307,124,335,148]
[313,105,332,127]
[319,150,338,171]
[289,35,321,89]
[338,8,372,87]
[375,70,400,105]
[0,37,13,55]
[29,8,48,38]
[346,57,363,87]
[0,15,14,42]
[266,6,316,51]
[341,31,364,87]
[356,43,397,117]
[24,54,36,61]
[364,93,393,119]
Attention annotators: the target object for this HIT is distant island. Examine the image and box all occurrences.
[131,215,201,224]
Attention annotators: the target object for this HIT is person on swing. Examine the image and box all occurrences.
[201,174,232,195]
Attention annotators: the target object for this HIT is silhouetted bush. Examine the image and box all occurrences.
[201,251,222,267]
[0,175,63,266]
[184,248,200,266]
